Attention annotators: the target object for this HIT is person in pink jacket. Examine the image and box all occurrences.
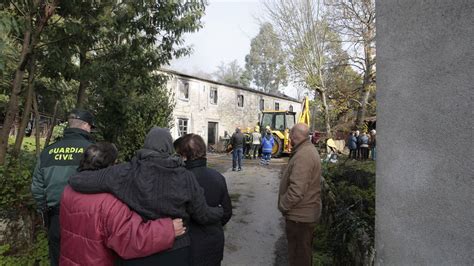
[60,142,185,265]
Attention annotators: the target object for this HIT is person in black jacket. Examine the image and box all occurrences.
[68,127,223,266]
[174,134,232,266]
[230,127,244,171]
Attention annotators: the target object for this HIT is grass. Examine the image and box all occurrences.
[8,136,45,153]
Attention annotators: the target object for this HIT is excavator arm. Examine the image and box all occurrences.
[298,96,311,127]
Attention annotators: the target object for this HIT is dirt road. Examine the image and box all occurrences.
[207,154,289,266]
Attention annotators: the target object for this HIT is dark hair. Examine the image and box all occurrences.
[78,142,118,171]
[173,134,206,161]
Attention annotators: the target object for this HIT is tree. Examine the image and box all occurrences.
[329,0,376,128]
[245,22,287,93]
[0,0,59,165]
[265,0,336,135]
[0,0,207,163]
[213,60,249,87]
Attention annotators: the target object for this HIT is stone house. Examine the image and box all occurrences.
[160,69,302,149]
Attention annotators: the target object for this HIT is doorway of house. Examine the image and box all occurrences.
[208,122,218,151]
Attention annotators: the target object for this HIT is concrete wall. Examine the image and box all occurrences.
[376,0,474,264]
[168,75,301,143]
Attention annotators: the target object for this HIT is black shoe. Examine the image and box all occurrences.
[232,168,236,171]
[237,168,242,171]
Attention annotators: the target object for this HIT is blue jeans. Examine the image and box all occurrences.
[261,152,271,164]
[371,147,376,160]
[232,148,243,169]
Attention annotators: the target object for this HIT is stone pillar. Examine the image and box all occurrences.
[376,0,473,264]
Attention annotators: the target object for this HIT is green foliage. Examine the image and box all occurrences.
[245,22,287,93]
[1,1,207,262]
[52,122,67,142]
[94,82,174,160]
[0,231,49,266]
[0,153,37,211]
[0,9,19,79]
[315,159,375,265]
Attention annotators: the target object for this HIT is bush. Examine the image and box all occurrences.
[0,231,49,266]
[314,158,375,265]
[0,152,37,211]
[0,152,47,264]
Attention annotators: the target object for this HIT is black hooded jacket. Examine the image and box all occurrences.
[185,158,232,266]
[68,127,223,253]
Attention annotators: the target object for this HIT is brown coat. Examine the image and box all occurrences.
[278,140,322,223]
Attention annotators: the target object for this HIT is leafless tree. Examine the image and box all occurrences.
[328,0,376,128]
[265,0,336,135]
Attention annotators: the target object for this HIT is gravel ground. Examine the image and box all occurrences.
[207,153,289,266]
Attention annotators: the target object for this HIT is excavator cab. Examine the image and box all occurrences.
[260,111,296,157]
[259,96,311,157]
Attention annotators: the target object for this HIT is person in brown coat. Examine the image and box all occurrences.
[278,123,322,266]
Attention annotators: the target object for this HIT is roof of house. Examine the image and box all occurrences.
[159,68,301,103]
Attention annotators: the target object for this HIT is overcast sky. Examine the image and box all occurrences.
[169,0,266,75]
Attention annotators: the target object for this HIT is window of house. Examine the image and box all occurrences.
[210,87,218,104]
[289,105,293,112]
[179,80,189,100]
[178,118,188,136]
[274,102,280,110]
[237,95,244,107]
[259,99,265,111]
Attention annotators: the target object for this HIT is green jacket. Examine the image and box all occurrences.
[31,128,94,209]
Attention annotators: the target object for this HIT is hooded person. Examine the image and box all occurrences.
[260,129,275,165]
[68,127,223,266]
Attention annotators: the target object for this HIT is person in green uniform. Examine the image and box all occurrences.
[31,109,95,266]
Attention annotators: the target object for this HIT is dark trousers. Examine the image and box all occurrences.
[361,147,369,160]
[349,149,357,159]
[244,144,252,158]
[232,148,243,169]
[252,144,260,159]
[48,214,60,266]
[285,219,316,266]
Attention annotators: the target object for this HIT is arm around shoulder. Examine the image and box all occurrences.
[68,167,115,193]
[104,196,174,259]
[186,172,223,225]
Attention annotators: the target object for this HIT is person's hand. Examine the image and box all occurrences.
[172,218,186,237]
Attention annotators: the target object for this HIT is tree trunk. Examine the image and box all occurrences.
[355,26,375,129]
[355,84,371,129]
[12,56,36,157]
[32,92,41,157]
[0,27,32,165]
[320,90,332,137]
[76,50,88,108]
[44,100,59,148]
[0,0,59,165]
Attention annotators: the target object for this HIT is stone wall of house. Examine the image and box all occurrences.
[167,74,302,145]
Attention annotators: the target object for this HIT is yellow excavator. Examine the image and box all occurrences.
[260,96,311,157]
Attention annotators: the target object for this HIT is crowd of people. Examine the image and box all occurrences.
[31,108,322,266]
[346,129,377,161]
[229,125,276,170]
